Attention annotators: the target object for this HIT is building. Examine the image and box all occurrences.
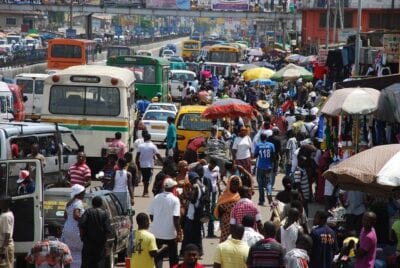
[72,13,112,33]
[300,0,400,46]
[0,10,45,32]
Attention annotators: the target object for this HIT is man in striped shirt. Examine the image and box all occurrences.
[67,152,91,187]
[247,221,285,268]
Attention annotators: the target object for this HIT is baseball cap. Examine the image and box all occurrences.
[17,170,29,183]
[95,171,105,179]
[70,184,85,198]
[164,178,177,189]
[266,129,273,137]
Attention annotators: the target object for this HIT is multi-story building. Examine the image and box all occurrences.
[300,0,400,46]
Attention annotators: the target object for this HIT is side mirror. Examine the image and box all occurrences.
[23,96,28,102]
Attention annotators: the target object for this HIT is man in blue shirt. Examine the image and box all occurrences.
[165,116,177,158]
[136,96,150,117]
[253,133,275,205]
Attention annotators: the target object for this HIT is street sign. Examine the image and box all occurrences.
[66,28,76,39]
[115,25,123,37]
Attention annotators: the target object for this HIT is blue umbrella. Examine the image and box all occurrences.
[249,79,277,87]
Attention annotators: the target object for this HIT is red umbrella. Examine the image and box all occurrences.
[201,70,212,79]
[202,98,253,119]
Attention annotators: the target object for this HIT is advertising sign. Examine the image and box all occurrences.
[146,0,190,9]
[211,0,249,11]
[383,34,400,63]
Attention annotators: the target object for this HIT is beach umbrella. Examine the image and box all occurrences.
[202,98,253,119]
[321,87,380,116]
[284,54,304,63]
[238,64,258,72]
[271,63,313,81]
[243,67,275,81]
[323,144,400,197]
[249,79,277,87]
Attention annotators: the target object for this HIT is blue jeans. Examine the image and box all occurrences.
[285,163,292,176]
[207,191,217,236]
[256,168,271,204]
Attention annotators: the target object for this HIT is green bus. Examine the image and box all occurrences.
[106,55,170,101]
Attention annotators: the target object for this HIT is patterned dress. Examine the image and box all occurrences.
[61,199,84,268]
[219,201,237,242]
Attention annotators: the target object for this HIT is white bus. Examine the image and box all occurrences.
[15,73,49,120]
[40,65,136,172]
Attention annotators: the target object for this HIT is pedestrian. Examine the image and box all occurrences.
[184,136,206,164]
[239,215,264,247]
[166,116,177,158]
[276,208,303,252]
[230,186,262,232]
[355,211,377,268]
[26,221,72,268]
[136,132,163,197]
[285,233,313,268]
[203,158,220,238]
[222,161,252,189]
[27,143,46,168]
[267,127,282,192]
[213,224,249,268]
[310,210,337,268]
[79,196,113,268]
[181,172,205,256]
[344,191,367,235]
[173,244,205,268]
[0,197,14,268]
[66,152,91,187]
[253,133,275,205]
[275,176,293,204]
[131,213,167,268]
[111,158,135,213]
[148,178,181,268]
[285,130,297,176]
[61,184,85,268]
[108,132,127,159]
[214,176,242,242]
[247,221,285,267]
[232,126,253,174]
[124,152,138,187]
[16,170,35,195]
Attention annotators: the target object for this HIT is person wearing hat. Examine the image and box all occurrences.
[148,178,181,268]
[61,184,85,268]
[17,170,35,195]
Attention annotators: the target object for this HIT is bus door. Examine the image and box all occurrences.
[16,77,45,118]
[0,159,43,255]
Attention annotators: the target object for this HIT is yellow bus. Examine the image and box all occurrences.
[181,40,201,61]
[207,45,241,63]
[40,65,136,171]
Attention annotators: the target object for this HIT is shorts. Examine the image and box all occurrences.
[141,168,153,184]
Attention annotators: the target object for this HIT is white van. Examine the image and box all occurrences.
[169,70,197,101]
[15,73,49,120]
[0,81,15,121]
[0,122,81,185]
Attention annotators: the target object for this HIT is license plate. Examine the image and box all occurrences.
[152,125,165,130]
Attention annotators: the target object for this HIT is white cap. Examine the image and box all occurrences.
[309,91,316,98]
[310,107,319,116]
[95,171,105,179]
[17,170,30,183]
[164,178,177,189]
[70,184,85,198]
[266,129,273,137]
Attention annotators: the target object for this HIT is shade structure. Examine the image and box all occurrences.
[298,55,317,66]
[323,144,400,197]
[238,64,258,72]
[284,54,305,63]
[271,63,313,81]
[375,83,400,123]
[243,67,275,81]
[247,48,263,56]
[321,87,380,116]
[202,98,253,119]
[249,79,277,87]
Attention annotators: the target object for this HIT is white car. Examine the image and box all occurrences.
[139,110,176,143]
[169,70,198,102]
[136,50,152,56]
[162,49,174,60]
[146,103,178,114]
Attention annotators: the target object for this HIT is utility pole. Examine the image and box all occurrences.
[69,0,73,29]
[333,0,338,43]
[325,0,330,49]
[354,0,362,76]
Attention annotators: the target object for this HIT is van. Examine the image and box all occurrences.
[0,82,25,121]
[175,105,215,156]
[15,73,48,120]
[0,122,81,185]
[169,70,197,102]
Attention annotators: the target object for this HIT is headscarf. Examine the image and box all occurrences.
[214,176,242,219]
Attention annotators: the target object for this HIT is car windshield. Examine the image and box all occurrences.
[44,194,91,220]
[177,113,213,131]
[143,111,173,121]
[171,73,195,81]
[148,105,176,112]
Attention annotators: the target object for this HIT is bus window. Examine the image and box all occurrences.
[35,80,44,94]
[131,65,155,83]
[51,44,82,58]
[49,85,120,116]
[16,80,33,94]
[177,113,212,130]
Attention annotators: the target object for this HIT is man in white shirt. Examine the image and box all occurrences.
[232,126,253,174]
[148,178,181,268]
[0,198,14,268]
[136,132,163,197]
[240,215,264,247]
[203,158,220,238]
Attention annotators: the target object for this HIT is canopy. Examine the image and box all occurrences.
[321,87,380,116]
[323,144,400,197]
[249,79,276,87]
[271,63,313,81]
[243,67,275,81]
[375,83,400,123]
[202,98,253,119]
